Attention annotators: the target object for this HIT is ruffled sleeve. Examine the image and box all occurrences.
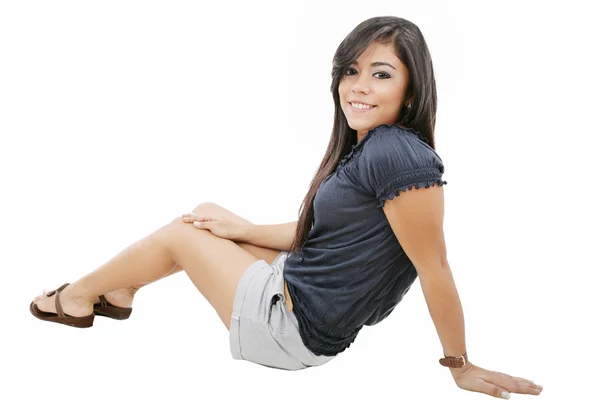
[359,126,447,208]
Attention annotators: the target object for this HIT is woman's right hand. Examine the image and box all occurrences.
[451,362,543,399]
[181,212,246,241]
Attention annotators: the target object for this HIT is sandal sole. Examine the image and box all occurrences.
[29,301,94,328]
[93,304,132,320]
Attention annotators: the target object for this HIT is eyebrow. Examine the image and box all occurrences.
[350,61,397,70]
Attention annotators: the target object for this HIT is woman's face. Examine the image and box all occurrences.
[338,40,410,143]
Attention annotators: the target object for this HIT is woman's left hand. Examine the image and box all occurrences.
[181,212,245,241]
[451,362,543,398]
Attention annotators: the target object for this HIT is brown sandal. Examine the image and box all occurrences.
[29,283,95,328]
[93,295,132,320]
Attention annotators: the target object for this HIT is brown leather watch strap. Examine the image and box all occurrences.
[439,352,468,368]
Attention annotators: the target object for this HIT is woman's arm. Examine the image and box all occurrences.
[419,262,467,365]
[382,182,466,358]
[383,183,543,398]
[237,221,298,251]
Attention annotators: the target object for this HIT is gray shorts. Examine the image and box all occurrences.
[229,251,336,370]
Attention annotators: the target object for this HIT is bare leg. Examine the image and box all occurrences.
[34,221,181,318]
[32,215,263,329]
[92,263,183,308]
[95,203,280,308]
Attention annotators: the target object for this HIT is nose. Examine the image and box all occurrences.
[351,72,371,95]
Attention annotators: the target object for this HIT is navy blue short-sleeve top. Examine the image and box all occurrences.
[282,123,448,356]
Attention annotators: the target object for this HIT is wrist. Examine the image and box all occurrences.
[236,223,253,242]
[439,351,469,371]
[450,360,473,379]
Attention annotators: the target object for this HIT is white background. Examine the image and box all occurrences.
[1,1,598,399]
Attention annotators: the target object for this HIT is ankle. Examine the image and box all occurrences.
[126,286,140,297]
[66,283,96,306]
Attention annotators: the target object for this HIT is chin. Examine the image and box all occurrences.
[346,119,374,131]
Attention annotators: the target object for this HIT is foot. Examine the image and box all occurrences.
[93,287,136,309]
[33,284,94,317]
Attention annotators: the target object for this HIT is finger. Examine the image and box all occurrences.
[490,379,542,396]
[477,379,510,399]
[495,371,536,387]
[483,372,543,396]
[181,213,191,222]
[496,371,531,385]
[512,377,543,394]
[193,220,211,229]
[182,213,213,221]
[480,370,512,392]
[182,213,207,223]
[514,381,543,395]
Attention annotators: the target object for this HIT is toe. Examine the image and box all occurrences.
[35,293,56,314]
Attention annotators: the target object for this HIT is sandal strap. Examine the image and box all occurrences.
[46,283,69,297]
[46,283,70,318]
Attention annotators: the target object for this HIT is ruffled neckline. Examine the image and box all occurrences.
[336,123,428,171]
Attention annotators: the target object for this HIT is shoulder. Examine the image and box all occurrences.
[356,124,447,207]
[361,123,444,171]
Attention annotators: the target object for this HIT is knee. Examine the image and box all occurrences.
[191,201,222,216]
[164,212,213,240]
[168,201,221,229]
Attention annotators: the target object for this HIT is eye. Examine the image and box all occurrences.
[343,67,390,79]
[374,72,391,79]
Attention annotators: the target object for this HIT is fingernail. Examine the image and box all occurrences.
[502,392,510,399]
[194,221,200,227]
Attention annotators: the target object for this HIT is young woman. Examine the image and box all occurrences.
[30,16,542,399]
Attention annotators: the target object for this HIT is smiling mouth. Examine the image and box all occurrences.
[349,102,376,111]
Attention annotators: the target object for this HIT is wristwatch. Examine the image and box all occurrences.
[439,351,468,368]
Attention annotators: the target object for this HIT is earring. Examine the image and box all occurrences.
[406,102,412,109]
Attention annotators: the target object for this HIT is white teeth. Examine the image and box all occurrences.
[351,102,374,109]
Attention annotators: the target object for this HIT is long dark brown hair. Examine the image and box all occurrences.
[288,16,438,255]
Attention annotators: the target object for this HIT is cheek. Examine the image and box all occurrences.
[380,92,404,111]
[338,81,349,98]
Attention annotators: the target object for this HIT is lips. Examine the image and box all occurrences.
[348,101,375,107]
[348,102,376,112]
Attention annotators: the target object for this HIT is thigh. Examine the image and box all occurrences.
[161,218,263,331]
[191,202,281,265]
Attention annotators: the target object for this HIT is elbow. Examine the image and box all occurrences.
[416,258,451,280]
